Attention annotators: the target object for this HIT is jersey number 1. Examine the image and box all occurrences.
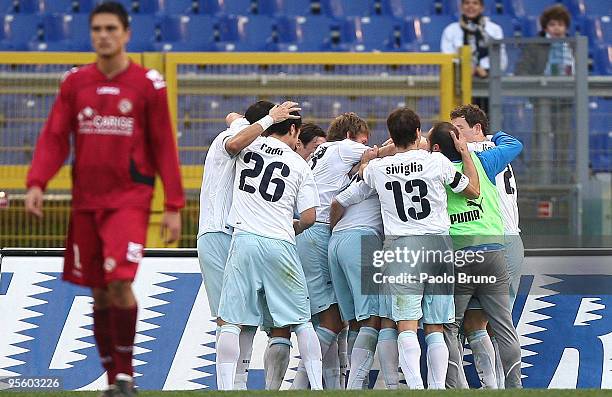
[385,179,431,221]
[239,152,289,202]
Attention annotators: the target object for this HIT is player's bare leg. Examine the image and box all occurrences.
[464,309,497,389]
[346,316,380,389]
[377,318,399,389]
[107,280,138,397]
[92,288,116,396]
[264,327,291,390]
[396,320,423,389]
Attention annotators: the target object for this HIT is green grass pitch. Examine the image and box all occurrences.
[9,390,612,397]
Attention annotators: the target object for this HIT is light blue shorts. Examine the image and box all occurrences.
[218,232,311,328]
[378,235,455,325]
[467,234,524,311]
[296,223,337,315]
[328,228,382,322]
[197,232,232,318]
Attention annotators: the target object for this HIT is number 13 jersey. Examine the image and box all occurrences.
[228,136,320,244]
[363,150,469,236]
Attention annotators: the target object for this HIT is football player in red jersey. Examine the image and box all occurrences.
[24,2,184,396]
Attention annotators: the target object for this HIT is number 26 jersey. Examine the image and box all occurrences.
[228,136,320,244]
[363,150,469,236]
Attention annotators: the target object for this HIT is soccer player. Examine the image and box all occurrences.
[197,101,301,390]
[427,122,523,389]
[451,104,524,388]
[215,106,324,390]
[24,3,183,396]
[292,112,372,389]
[328,175,384,389]
[295,122,326,161]
[360,108,480,389]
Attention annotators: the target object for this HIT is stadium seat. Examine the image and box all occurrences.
[42,0,73,13]
[282,0,312,16]
[222,0,254,15]
[512,0,565,17]
[591,44,612,75]
[74,0,98,13]
[256,0,283,15]
[41,13,71,41]
[574,0,612,17]
[0,14,41,50]
[591,16,612,45]
[156,14,215,51]
[353,16,401,49]
[126,14,158,51]
[408,15,455,52]
[9,0,43,13]
[377,0,439,17]
[494,14,524,37]
[112,0,135,13]
[242,15,276,50]
[163,0,194,14]
[32,13,92,51]
[273,15,338,51]
[326,0,376,17]
[132,0,164,13]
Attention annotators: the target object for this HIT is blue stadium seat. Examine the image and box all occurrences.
[408,15,455,52]
[574,0,612,17]
[74,0,98,13]
[0,14,41,50]
[132,0,164,13]
[494,14,524,37]
[42,0,74,13]
[512,0,565,17]
[31,13,91,51]
[156,14,215,51]
[0,0,13,13]
[591,44,612,75]
[112,0,135,12]
[242,15,276,49]
[444,0,516,16]
[256,0,283,16]
[330,0,376,17]
[354,16,401,48]
[222,0,254,15]
[273,15,339,51]
[68,13,91,50]
[163,0,195,14]
[282,0,312,16]
[591,16,612,45]
[378,0,439,17]
[41,13,70,41]
[126,14,157,51]
[11,0,43,13]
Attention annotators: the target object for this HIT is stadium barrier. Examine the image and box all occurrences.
[1,247,611,390]
[0,50,466,248]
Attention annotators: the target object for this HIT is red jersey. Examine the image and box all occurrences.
[27,62,185,211]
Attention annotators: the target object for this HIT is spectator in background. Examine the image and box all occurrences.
[515,4,574,76]
[441,0,506,79]
[296,122,326,160]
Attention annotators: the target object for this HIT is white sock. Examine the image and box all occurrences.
[377,328,399,389]
[215,325,221,345]
[290,361,309,390]
[397,330,423,389]
[425,332,449,390]
[264,337,291,390]
[233,326,255,390]
[216,324,241,390]
[322,339,341,389]
[491,336,505,389]
[338,327,349,389]
[468,330,498,389]
[347,327,378,389]
[347,330,358,363]
[295,322,323,390]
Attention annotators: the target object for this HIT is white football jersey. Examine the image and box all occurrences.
[334,177,383,235]
[309,139,369,223]
[471,139,520,234]
[363,150,469,236]
[228,136,320,244]
[197,118,250,237]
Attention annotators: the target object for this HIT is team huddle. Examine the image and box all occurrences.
[197,101,525,390]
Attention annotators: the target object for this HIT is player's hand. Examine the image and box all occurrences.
[381,138,393,147]
[450,129,469,154]
[161,210,181,244]
[225,112,243,127]
[361,145,379,163]
[25,186,44,218]
[269,101,301,123]
[474,66,489,78]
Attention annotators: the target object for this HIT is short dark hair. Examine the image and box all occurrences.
[327,112,369,142]
[540,4,571,31]
[299,123,326,145]
[461,0,484,5]
[428,122,461,161]
[89,2,130,30]
[450,104,489,135]
[245,100,274,124]
[386,108,421,148]
[268,111,301,136]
